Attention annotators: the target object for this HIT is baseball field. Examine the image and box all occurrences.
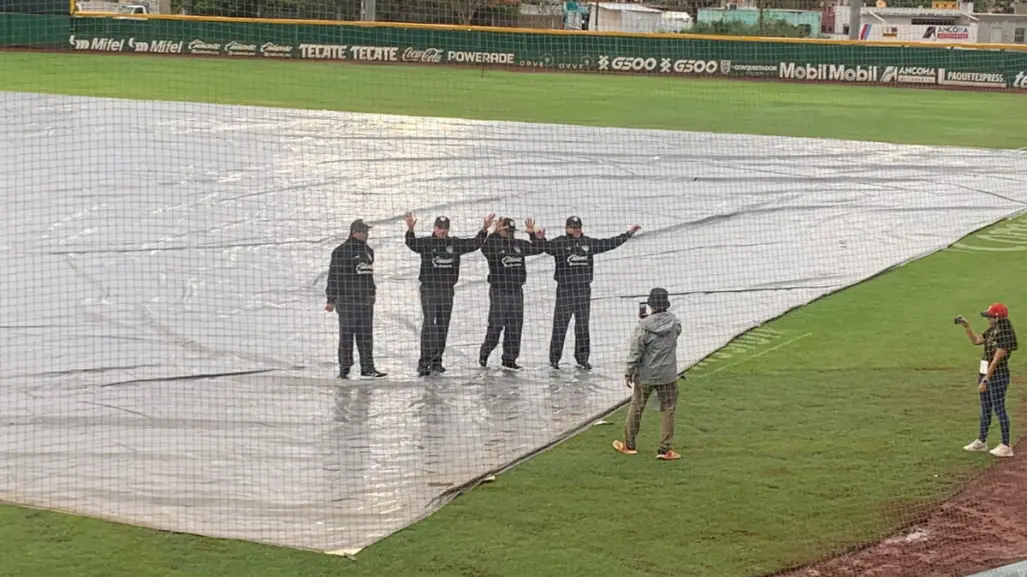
[2,51,1027,577]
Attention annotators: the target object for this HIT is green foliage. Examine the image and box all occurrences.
[691,17,812,38]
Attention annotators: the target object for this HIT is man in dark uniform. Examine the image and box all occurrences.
[479,217,548,371]
[405,211,496,376]
[325,219,387,379]
[537,216,640,370]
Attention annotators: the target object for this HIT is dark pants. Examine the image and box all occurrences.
[479,286,524,364]
[337,299,374,374]
[549,283,591,365]
[418,285,455,371]
[979,372,1011,446]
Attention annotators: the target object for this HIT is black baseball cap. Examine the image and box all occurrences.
[500,217,517,231]
[434,216,451,229]
[566,216,583,227]
[350,219,372,233]
[647,287,671,310]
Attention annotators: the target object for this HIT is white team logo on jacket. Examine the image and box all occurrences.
[567,254,589,267]
[432,255,455,268]
[355,253,374,275]
[501,255,524,268]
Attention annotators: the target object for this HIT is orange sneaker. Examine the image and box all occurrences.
[656,450,681,460]
[612,440,637,455]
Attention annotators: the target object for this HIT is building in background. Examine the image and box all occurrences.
[824,0,1027,43]
[586,2,666,32]
[974,9,1027,41]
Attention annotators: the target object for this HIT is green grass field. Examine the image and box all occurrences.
[2,52,1027,577]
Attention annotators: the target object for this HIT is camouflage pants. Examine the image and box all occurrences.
[624,381,678,453]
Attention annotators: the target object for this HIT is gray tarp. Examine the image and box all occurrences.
[1,92,1026,554]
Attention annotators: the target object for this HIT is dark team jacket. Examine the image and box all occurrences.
[481,232,547,289]
[540,233,631,286]
[405,229,488,289]
[326,237,376,304]
[983,324,1018,377]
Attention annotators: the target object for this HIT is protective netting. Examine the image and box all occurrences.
[2,7,1027,569]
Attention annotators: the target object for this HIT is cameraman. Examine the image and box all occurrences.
[957,303,1018,458]
[613,288,682,461]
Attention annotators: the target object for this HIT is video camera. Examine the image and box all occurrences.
[639,302,648,319]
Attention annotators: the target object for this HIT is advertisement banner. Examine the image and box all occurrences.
[55,18,1027,92]
[857,23,976,43]
[880,65,937,85]
[937,68,1006,88]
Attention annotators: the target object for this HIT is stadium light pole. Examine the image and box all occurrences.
[361,0,376,21]
[848,0,864,40]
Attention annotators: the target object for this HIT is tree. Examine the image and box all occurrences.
[447,0,488,24]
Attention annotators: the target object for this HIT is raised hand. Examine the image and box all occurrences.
[483,213,496,231]
[525,218,536,233]
[404,212,417,230]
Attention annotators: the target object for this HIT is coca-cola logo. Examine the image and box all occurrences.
[401,47,443,63]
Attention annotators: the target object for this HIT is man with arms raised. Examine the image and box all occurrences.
[479,217,547,371]
[405,212,496,376]
[538,216,640,370]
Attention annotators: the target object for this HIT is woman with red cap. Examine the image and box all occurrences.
[957,303,1018,458]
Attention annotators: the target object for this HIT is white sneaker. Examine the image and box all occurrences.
[964,440,988,452]
[990,444,1015,458]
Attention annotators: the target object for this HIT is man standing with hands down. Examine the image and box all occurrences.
[405,212,496,376]
[539,216,641,370]
[479,217,548,371]
[614,288,682,461]
[325,219,387,379]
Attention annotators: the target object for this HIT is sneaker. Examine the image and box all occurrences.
[478,356,488,368]
[501,361,522,371]
[577,362,592,371]
[612,440,637,455]
[417,368,431,377]
[964,439,989,452]
[361,369,388,378]
[432,364,446,374]
[549,361,561,370]
[338,369,349,379]
[657,450,681,461]
[990,444,1015,458]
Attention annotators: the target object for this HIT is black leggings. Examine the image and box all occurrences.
[979,373,1011,446]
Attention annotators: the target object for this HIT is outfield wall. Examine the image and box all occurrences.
[3,14,1027,90]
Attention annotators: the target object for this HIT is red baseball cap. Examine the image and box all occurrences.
[981,303,1009,318]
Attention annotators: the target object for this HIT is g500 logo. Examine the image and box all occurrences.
[598,55,658,72]
[598,55,725,75]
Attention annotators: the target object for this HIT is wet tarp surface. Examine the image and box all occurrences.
[1,92,1025,553]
